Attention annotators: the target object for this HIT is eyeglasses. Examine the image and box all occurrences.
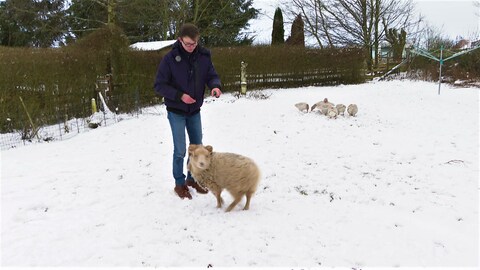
[181,39,198,47]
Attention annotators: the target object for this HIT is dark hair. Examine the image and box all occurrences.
[179,23,200,39]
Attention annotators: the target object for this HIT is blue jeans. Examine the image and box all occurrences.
[167,111,203,186]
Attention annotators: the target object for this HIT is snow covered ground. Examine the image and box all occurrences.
[1,80,478,268]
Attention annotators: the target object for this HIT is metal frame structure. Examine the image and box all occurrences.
[409,44,480,94]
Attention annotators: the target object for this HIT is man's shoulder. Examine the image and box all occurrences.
[161,48,180,63]
[165,47,178,57]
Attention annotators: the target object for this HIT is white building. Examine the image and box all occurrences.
[129,40,176,51]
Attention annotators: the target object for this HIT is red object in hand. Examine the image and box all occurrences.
[181,94,196,104]
[211,88,222,98]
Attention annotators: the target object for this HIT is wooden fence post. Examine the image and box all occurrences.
[18,96,40,140]
[91,98,98,114]
[241,61,248,95]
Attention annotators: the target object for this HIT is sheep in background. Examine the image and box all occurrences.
[327,106,339,119]
[311,98,334,115]
[336,104,346,116]
[321,104,334,116]
[347,104,358,117]
[294,102,310,113]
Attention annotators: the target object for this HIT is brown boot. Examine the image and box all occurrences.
[186,179,209,194]
[174,185,192,199]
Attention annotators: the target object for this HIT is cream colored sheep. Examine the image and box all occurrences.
[294,102,310,113]
[187,144,260,212]
[336,104,346,116]
[347,104,358,116]
[327,106,338,118]
[311,98,334,115]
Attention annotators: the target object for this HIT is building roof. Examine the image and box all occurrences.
[129,40,176,51]
[454,39,471,50]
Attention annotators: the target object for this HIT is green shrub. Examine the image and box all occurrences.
[0,28,366,134]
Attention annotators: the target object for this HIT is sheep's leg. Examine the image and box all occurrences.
[226,192,244,212]
[203,180,223,208]
[215,190,224,208]
[243,191,254,210]
[209,186,223,208]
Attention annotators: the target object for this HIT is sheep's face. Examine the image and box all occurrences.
[188,144,213,170]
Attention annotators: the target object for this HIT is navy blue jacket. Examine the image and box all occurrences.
[154,40,222,115]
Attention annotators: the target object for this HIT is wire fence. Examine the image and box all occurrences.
[0,90,159,151]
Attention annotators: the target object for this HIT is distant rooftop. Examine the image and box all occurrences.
[129,40,176,51]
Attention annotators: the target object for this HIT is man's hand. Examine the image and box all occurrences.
[181,94,196,104]
[211,88,222,98]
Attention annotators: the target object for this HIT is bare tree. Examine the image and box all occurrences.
[84,0,116,25]
[284,0,420,70]
[475,0,480,17]
[473,1,480,40]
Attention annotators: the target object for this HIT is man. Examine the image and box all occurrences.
[154,23,222,199]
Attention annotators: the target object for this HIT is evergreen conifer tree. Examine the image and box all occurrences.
[271,7,284,45]
[286,14,304,47]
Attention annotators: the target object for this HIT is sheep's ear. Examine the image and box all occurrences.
[205,145,213,153]
[188,144,198,155]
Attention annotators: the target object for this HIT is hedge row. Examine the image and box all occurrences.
[213,45,365,89]
[0,26,366,134]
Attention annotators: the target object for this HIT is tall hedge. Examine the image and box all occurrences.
[0,25,161,133]
[0,27,366,133]
[212,46,364,90]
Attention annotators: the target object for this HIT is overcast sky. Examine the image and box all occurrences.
[0,0,477,45]
[248,0,480,45]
